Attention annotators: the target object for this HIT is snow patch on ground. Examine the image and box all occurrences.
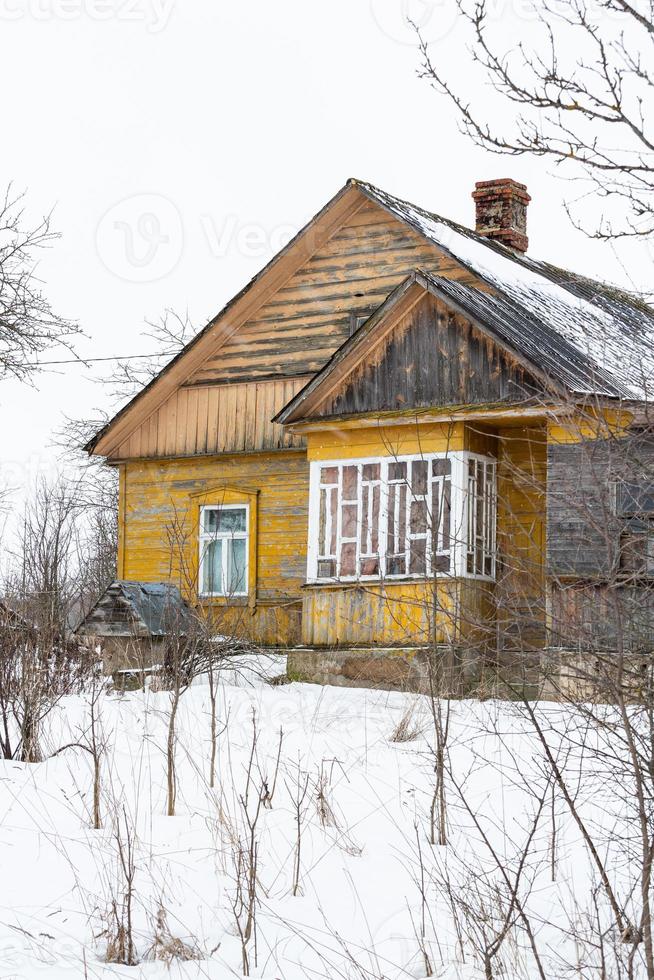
[0,672,638,978]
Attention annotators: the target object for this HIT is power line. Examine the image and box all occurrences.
[23,351,173,367]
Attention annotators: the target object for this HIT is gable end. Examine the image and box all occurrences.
[312,291,545,420]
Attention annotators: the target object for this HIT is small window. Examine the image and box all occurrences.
[199,505,248,596]
[615,481,654,517]
[620,524,654,577]
[349,311,374,336]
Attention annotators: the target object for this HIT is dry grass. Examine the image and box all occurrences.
[145,906,201,965]
[388,699,425,743]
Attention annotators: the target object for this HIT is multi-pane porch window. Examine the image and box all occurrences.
[466,457,496,578]
[199,505,248,596]
[309,452,495,583]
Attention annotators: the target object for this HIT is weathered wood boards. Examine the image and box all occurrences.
[113,377,307,460]
[103,200,483,462]
[312,294,543,419]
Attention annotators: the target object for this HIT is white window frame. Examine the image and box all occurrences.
[306,451,496,584]
[465,456,497,579]
[199,503,249,597]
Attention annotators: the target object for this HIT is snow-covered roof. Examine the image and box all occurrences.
[354,180,654,401]
[86,178,654,458]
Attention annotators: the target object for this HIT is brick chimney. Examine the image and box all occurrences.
[472,178,530,252]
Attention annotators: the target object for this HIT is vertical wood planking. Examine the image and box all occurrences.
[114,377,308,459]
[195,386,208,455]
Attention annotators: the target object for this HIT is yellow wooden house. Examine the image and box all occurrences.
[81,178,654,690]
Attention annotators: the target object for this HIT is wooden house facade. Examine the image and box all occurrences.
[80,178,654,691]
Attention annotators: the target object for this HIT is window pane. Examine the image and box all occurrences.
[362,462,380,482]
[389,461,407,482]
[388,482,407,555]
[204,507,247,534]
[411,460,428,496]
[202,539,222,593]
[216,507,247,534]
[317,558,336,578]
[321,466,339,485]
[340,541,357,576]
[342,465,359,500]
[617,482,654,516]
[319,489,327,555]
[409,538,426,574]
[431,482,440,548]
[203,509,219,534]
[329,488,338,553]
[360,484,370,551]
[371,484,380,552]
[410,499,427,535]
[442,481,451,551]
[342,502,358,538]
[432,458,451,477]
[433,554,450,573]
[228,538,247,593]
[388,554,406,576]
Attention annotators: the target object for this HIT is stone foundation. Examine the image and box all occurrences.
[286,645,546,698]
[539,648,654,702]
[286,646,481,694]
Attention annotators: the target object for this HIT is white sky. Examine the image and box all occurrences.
[0,0,650,502]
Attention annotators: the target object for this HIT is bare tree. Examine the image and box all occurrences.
[159,615,209,818]
[73,474,118,621]
[415,0,654,249]
[13,474,80,641]
[102,805,139,966]
[0,185,79,381]
[286,762,311,897]
[102,309,196,404]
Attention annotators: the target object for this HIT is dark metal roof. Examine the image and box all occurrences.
[74,581,195,638]
[274,269,635,425]
[421,274,632,399]
[353,180,654,400]
[85,178,654,456]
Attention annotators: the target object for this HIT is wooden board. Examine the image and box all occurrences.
[186,202,478,386]
[311,293,543,419]
[121,450,310,646]
[112,377,308,460]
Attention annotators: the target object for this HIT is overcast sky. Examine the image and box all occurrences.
[1,0,650,504]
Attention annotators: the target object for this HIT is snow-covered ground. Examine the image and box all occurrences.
[0,661,640,979]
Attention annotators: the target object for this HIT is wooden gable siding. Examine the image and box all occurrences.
[112,377,307,460]
[312,293,542,419]
[187,201,478,386]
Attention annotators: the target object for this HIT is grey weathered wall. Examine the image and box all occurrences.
[318,294,543,418]
[549,581,654,653]
[547,430,654,652]
[547,432,654,577]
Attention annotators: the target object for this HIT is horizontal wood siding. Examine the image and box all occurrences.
[317,294,542,418]
[121,451,309,645]
[187,202,479,385]
[113,378,307,460]
[546,432,654,577]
